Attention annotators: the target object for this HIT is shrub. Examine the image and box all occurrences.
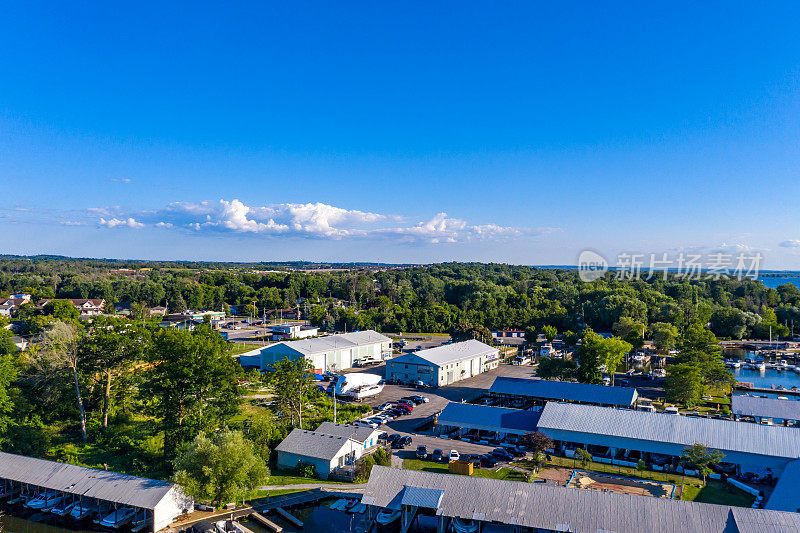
[295,460,317,479]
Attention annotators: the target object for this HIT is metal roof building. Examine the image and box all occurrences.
[385,340,499,387]
[315,422,380,445]
[239,329,392,372]
[766,458,800,513]
[489,376,639,407]
[732,395,800,423]
[537,403,800,474]
[362,465,800,532]
[436,401,541,436]
[0,452,192,531]
[274,428,370,480]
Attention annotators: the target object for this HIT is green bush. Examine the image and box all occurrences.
[295,460,317,479]
[373,447,391,467]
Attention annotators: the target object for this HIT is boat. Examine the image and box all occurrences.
[0,486,20,499]
[376,508,401,527]
[756,363,767,371]
[330,498,349,510]
[70,502,97,520]
[451,517,479,533]
[349,502,367,514]
[26,492,65,510]
[343,498,359,511]
[97,507,136,528]
[215,520,251,533]
[50,501,76,516]
[330,374,384,400]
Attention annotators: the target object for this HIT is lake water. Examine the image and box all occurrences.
[730,366,800,390]
[757,276,800,289]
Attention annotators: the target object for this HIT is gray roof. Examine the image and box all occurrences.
[538,403,800,459]
[362,465,800,532]
[265,329,390,356]
[766,458,800,512]
[315,422,377,444]
[0,452,177,509]
[732,395,800,421]
[437,402,540,434]
[489,376,638,407]
[393,340,497,367]
[275,429,355,461]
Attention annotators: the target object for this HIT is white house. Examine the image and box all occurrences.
[275,429,365,479]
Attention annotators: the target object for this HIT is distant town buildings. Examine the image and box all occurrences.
[37,298,106,317]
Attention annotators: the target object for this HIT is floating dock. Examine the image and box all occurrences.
[250,512,283,533]
[274,508,303,528]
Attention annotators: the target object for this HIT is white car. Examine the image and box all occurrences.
[449,450,460,461]
[355,419,380,429]
[377,402,394,411]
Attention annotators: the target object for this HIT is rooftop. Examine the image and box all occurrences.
[538,402,800,459]
[437,402,541,434]
[732,395,800,421]
[275,429,356,461]
[362,466,800,532]
[393,339,497,367]
[489,376,639,407]
[0,452,177,509]
[265,330,391,356]
[315,422,378,444]
[766,458,800,513]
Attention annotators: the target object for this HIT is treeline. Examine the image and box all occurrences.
[3,259,800,340]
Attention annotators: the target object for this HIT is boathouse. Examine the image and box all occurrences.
[0,452,193,532]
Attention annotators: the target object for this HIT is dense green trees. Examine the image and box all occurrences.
[143,326,241,460]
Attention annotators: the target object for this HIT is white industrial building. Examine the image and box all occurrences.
[385,340,498,387]
[237,330,391,372]
[269,323,319,340]
[0,452,193,532]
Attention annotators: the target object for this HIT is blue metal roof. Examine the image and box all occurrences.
[489,376,638,407]
[437,402,541,434]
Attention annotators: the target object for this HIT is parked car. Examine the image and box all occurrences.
[411,395,430,403]
[416,445,428,459]
[401,435,412,446]
[386,434,401,444]
[449,450,460,461]
[480,454,499,468]
[392,438,407,449]
[355,419,379,429]
[394,403,413,413]
[377,432,389,442]
[464,454,481,467]
[491,448,514,461]
[386,408,405,417]
[397,399,414,406]
[431,449,444,462]
[377,402,394,411]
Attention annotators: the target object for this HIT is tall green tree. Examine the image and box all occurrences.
[143,326,241,460]
[542,325,557,343]
[598,337,632,385]
[576,329,603,384]
[665,363,704,408]
[649,322,679,350]
[268,358,316,428]
[173,429,269,506]
[681,443,724,485]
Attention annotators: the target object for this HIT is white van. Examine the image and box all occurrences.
[637,404,656,413]
[663,406,680,415]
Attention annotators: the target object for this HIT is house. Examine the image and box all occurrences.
[37,298,106,317]
[149,306,168,316]
[0,297,31,317]
[315,422,381,451]
[275,429,367,480]
[238,330,392,372]
[385,340,499,387]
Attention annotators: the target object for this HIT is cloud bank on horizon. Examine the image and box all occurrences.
[86,199,557,244]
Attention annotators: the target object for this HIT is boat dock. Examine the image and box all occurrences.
[274,508,302,528]
[256,488,341,511]
[735,383,800,396]
[250,512,283,532]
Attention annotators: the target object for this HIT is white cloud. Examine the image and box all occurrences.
[99,217,144,229]
[91,199,541,244]
[60,221,85,226]
[108,177,132,183]
[779,240,800,248]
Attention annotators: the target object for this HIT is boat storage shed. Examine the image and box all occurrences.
[489,376,638,408]
[385,340,498,387]
[239,330,391,372]
[537,402,800,474]
[0,452,192,531]
[436,402,541,437]
[362,465,800,533]
[732,394,800,425]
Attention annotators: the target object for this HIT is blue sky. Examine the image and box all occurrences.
[2,2,800,267]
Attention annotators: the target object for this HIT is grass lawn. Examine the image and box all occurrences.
[228,341,268,355]
[535,457,701,486]
[265,470,350,486]
[681,480,755,507]
[402,459,527,481]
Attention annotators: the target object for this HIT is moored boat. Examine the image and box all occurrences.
[97,507,136,528]
[376,508,401,527]
[451,517,478,533]
[70,502,98,520]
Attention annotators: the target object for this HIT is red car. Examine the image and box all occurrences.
[394,403,413,413]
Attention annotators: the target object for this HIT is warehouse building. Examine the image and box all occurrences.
[0,452,192,532]
[238,330,391,372]
[385,340,498,387]
[489,376,638,408]
[732,394,800,426]
[362,466,800,533]
[537,402,800,475]
[435,401,540,439]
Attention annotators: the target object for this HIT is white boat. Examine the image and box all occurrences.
[376,508,401,526]
[26,492,65,510]
[756,363,767,371]
[50,501,76,516]
[331,374,384,399]
[70,502,97,520]
[215,520,251,533]
[330,498,348,510]
[350,383,385,400]
[451,517,479,533]
[98,507,136,528]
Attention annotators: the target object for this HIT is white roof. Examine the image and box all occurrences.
[393,339,496,367]
[265,330,391,356]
